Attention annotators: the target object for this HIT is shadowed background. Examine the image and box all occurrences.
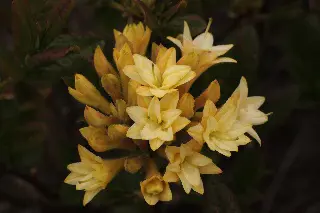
[0,0,320,213]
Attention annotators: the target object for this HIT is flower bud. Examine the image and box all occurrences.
[101,74,122,102]
[94,46,117,77]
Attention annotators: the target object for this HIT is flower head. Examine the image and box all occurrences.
[187,77,261,157]
[126,92,190,150]
[64,145,124,205]
[168,19,236,94]
[140,159,172,205]
[114,22,151,55]
[163,140,222,194]
[123,49,196,98]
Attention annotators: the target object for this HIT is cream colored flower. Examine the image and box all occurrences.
[168,18,234,57]
[123,51,196,98]
[114,22,151,55]
[68,74,111,114]
[126,92,190,150]
[140,159,172,205]
[163,140,222,194]
[64,145,124,206]
[236,77,269,144]
[168,19,236,94]
[188,78,254,157]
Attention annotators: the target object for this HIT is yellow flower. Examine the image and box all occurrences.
[114,22,151,55]
[80,125,133,152]
[84,106,117,128]
[163,141,221,194]
[140,159,172,205]
[188,78,254,157]
[167,18,234,57]
[236,77,269,145]
[168,19,236,94]
[123,50,196,98]
[68,74,111,114]
[113,43,134,101]
[126,92,190,150]
[64,145,124,206]
[94,46,117,77]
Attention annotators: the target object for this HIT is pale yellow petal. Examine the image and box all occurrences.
[133,54,158,87]
[183,21,192,41]
[141,122,161,140]
[192,178,204,195]
[210,44,234,56]
[126,106,148,124]
[161,109,182,128]
[126,123,143,139]
[199,163,222,174]
[165,146,180,162]
[187,123,204,143]
[178,93,195,118]
[64,172,83,185]
[150,88,176,98]
[137,95,152,108]
[181,161,201,186]
[136,86,153,96]
[150,138,165,151]
[167,36,183,49]
[174,71,196,88]
[212,57,237,64]
[171,117,191,133]
[148,96,161,123]
[247,127,261,145]
[186,152,212,166]
[159,183,172,201]
[177,172,192,194]
[163,170,179,182]
[160,91,179,111]
[123,65,146,85]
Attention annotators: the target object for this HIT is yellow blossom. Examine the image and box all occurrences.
[168,19,236,94]
[163,141,221,194]
[84,106,116,128]
[80,125,133,152]
[113,43,134,102]
[94,46,117,77]
[123,50,196,98]
[68,74,111,114]
[126,92,190,150]
[101,73,122,102]
[188,78,254,157]
[140,159,172,205]
[114,22,151,55]
[236,77,269,144]
[64,145,124,206]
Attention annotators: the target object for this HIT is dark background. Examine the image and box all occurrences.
[0,0,320,213]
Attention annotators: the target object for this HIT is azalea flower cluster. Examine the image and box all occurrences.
[64,20,269,206]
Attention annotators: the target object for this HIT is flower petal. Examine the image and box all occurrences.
[199,163,222,174]
[126,123,144,139]
[177,172,192,194]
[150,138,165,151]
[160,91,179,110]
[159,183,172,201]
[148,96,161,123]
[163,170,179,182]
[161,109,182,128]
[172,117,191,133]
[126,106,148,124]
[136,86,153,96]
[181,161,201,186]
[187,123,204,143]
[186,152,212,167]
[123,65,146,85]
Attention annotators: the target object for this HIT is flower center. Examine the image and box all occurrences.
[145,179,164,195]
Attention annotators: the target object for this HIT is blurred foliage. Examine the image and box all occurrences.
[0,0,320,212]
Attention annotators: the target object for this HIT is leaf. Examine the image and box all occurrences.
[168,14,207,37]
[204,177,242,213]
[44,0,75,44]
